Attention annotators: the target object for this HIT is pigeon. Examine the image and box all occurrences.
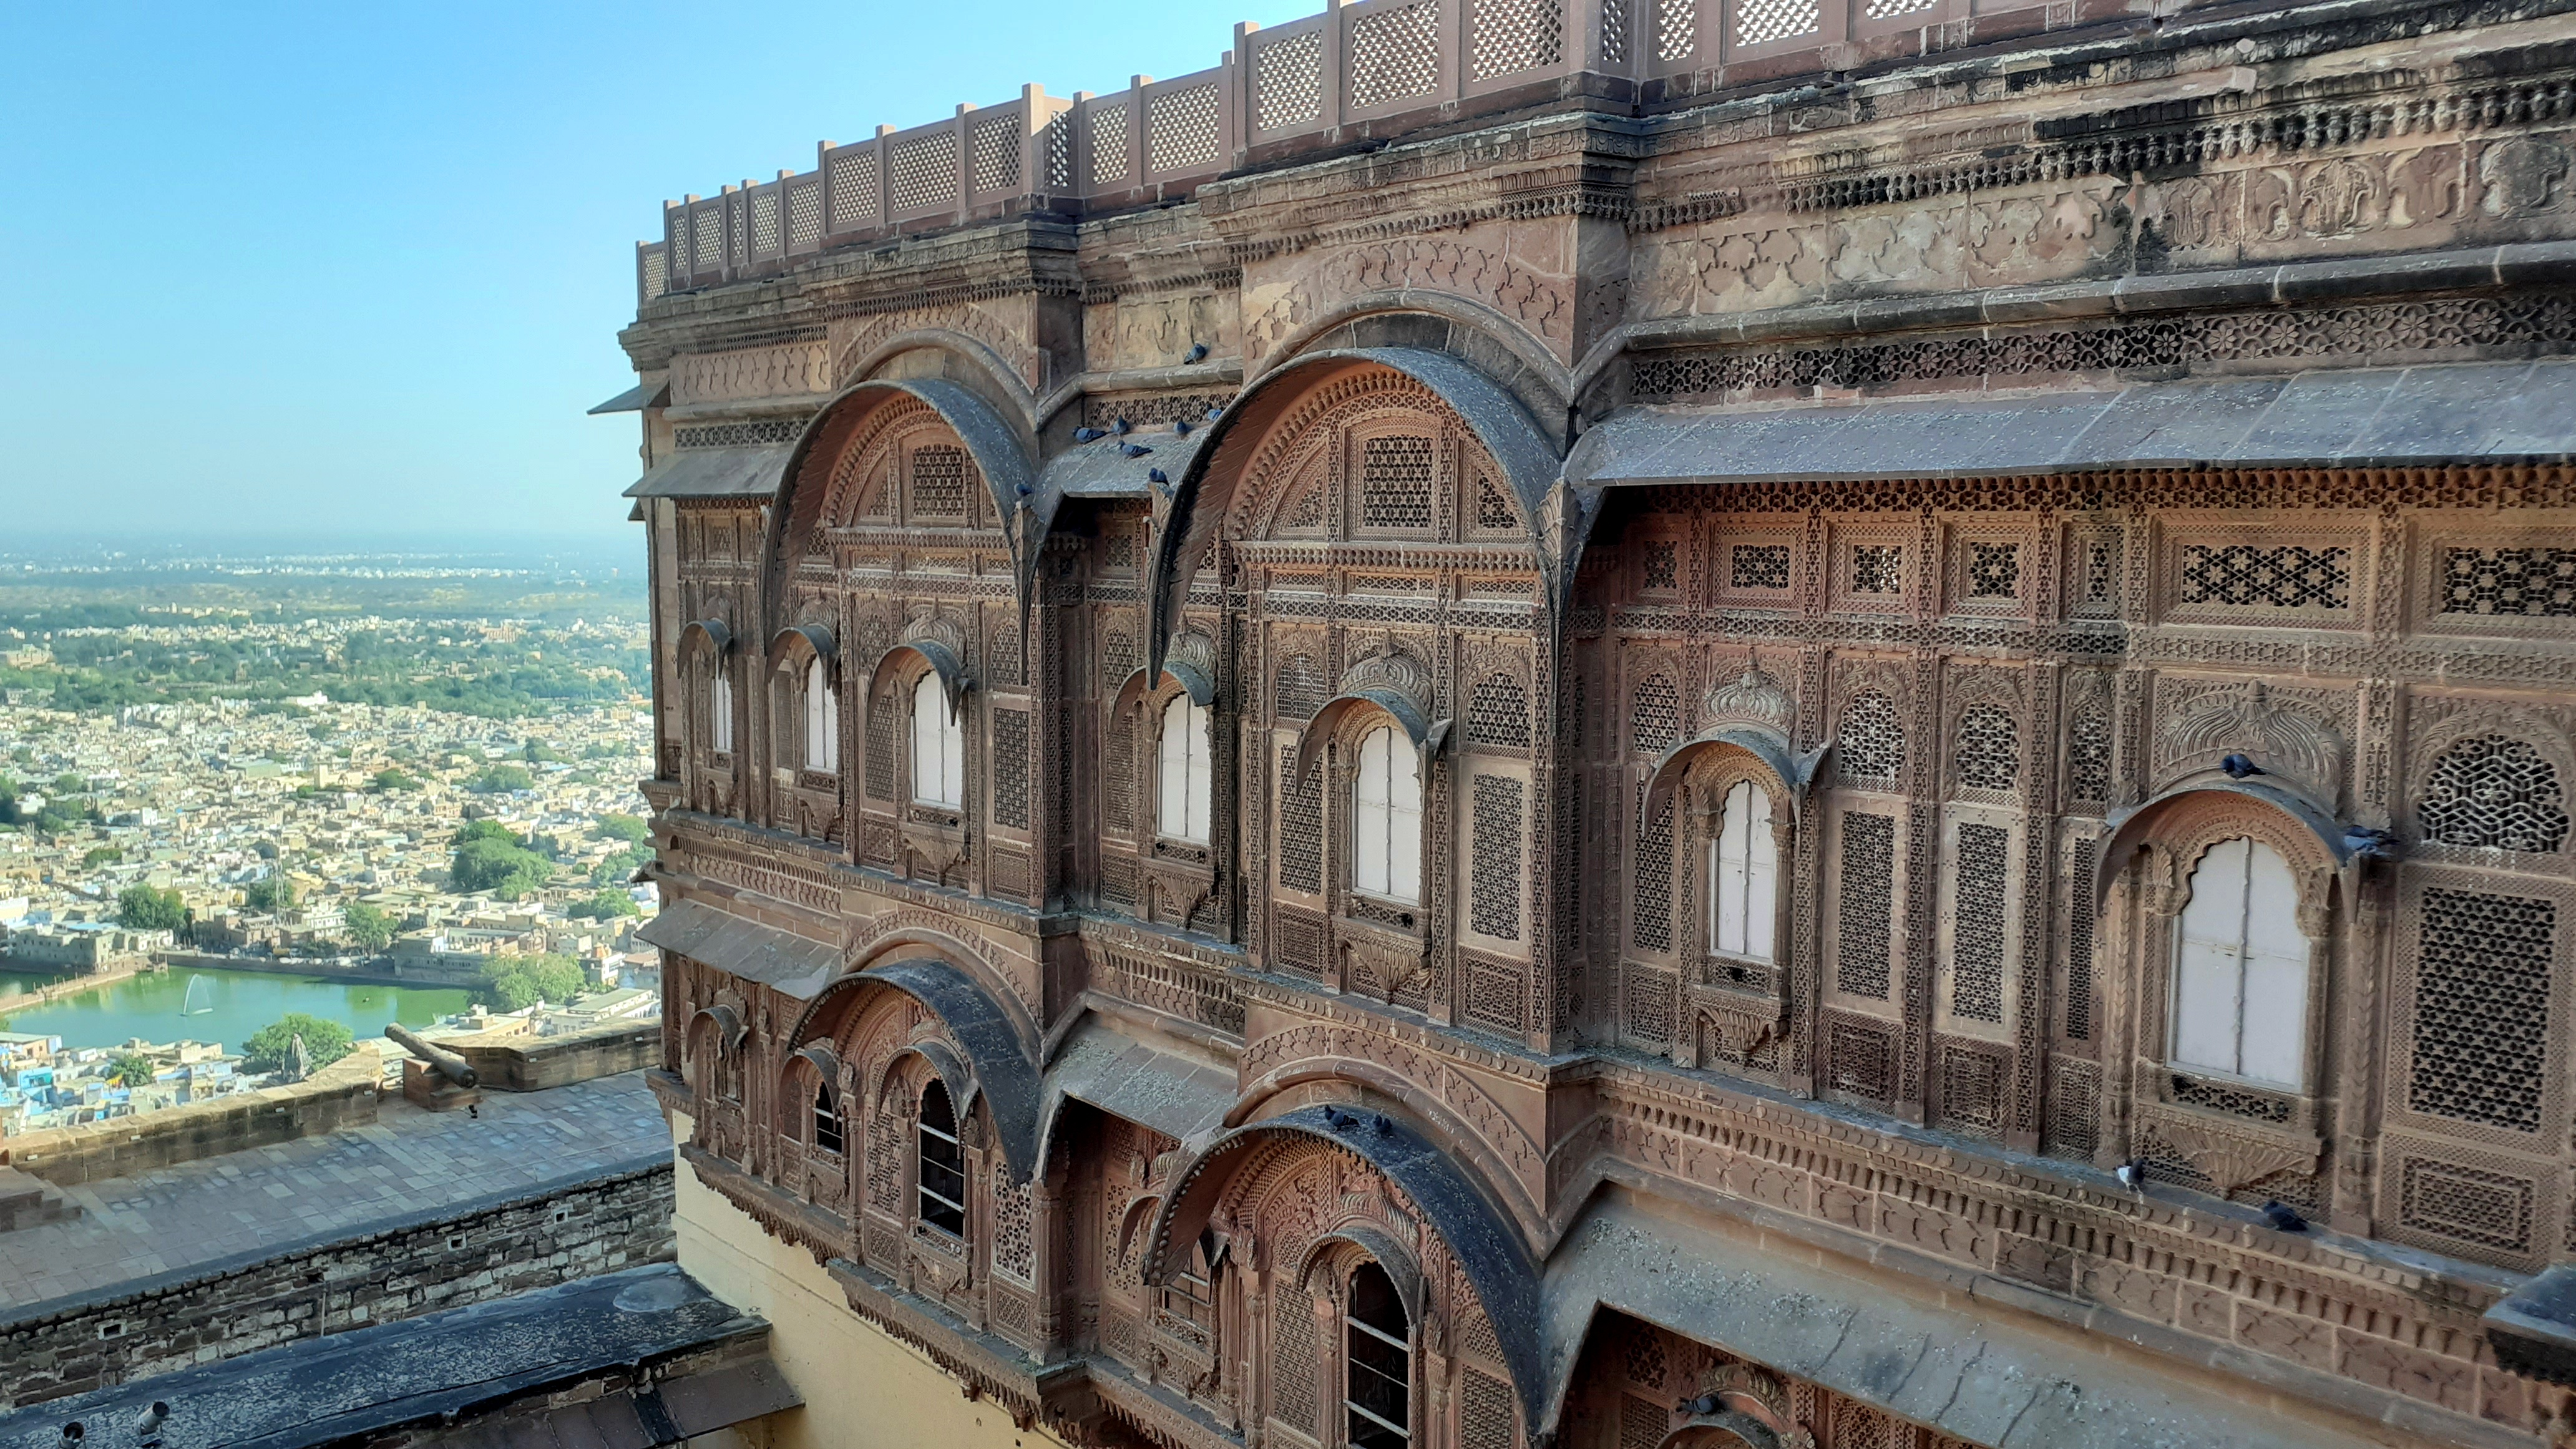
[1370,1113,1395,1136]
[1172,417,1193,436]
[1120,442,1154,458]
[1685,1395,1722,1417]
[2220,753,2265,779]
[2115,1159,2145,1195]
[2261,1199,2309,1233]
[1320,1106,1354,1131]
[1147,468,1168,485]
[2343,826,2399,861]
[1184,342,1209,363]
[57,1425,82,1449]
[1015,481,1033,498]
[1206,406,1224,421]
[1072,426,1104,443]
[1111,417,1132,435]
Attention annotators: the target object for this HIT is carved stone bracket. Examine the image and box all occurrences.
[2133,1100,2323,1196]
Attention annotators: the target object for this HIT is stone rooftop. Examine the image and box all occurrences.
[0,1072,666,1312]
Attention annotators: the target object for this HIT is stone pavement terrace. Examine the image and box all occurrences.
[0,1073,667,1310]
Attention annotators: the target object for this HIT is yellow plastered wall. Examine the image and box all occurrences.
[667,1115,1070,1449]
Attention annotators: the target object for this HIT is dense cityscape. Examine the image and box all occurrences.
[0,550,660,1136]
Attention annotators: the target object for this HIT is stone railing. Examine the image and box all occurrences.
[638,0,2223,303]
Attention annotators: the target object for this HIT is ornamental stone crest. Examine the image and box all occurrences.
[2155,680,2346,799]
[1337,649,1434,718]
[1702,665,1796,736]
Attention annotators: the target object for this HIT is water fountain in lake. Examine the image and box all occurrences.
[181,974,213,1016]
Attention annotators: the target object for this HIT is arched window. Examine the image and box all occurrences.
[1157,694,1214,843]
[2171,837,2310,1089]
[804,657,838,772]
[812,1083,843,1154]
[1708,779,1778,964]
[912,674,964,808]
[710,665,735,754]
[1344,1261,1411,1448]
[916,1078,967,1236]
[1353,725,1422,905]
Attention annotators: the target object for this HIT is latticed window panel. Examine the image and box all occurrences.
[970,115,1023,193]
[2400,1151,2537,1255]
[1103,719,1134,833]
[1837,813,1895,998]
[2441,545,2576,617]
[991,708,1030,830]
[1277,746,1324,891]
[1966,541,2021,598]
[828,150,880,228]
[1473,476,1518,530]
[1147,84,1222,173]
[1852,544,1904,595]
[2421,736,2571,853]
[1951,823,2009,1023]
[1655,0,1695,59]
[1274,904,1327,979]
[728,195,746,266]
[1466,673,1530,748]
[889,133,959,213]
[867,694,900,800]
[1601,0,1628,64]
[1735,0,1820,45]
[1629,672,1681,755]
[1272,1290,1319,1432]
[1464,952,1525,1034]
[2171,1075,2293,1123]
[1254,29,1327,132]
[1274,653,1326,720]
[1283,481,1328,530]
[2410,887,2555,1133]
[692,207,724,271]
[1460,1366,1516,1449]
[1730,543,1790,590]
[992,1178,1035,1281]
[910,447,970,518]
[2065,837,2099,1040]
[786,181,822,247]
[1359,434,1435,530]
[2177,543,2351,610]
[751,190,781,255]
[1632,796,1674,953]
[1619,1329,1666,1390]
[1641,540,1678,592]
[1838,690,1904,786]
[1102,626,1137,681]
[2081,537,2120,609]
[1827,1018,1895,1103]
[1090,104,1131,186]
[2044,1057,2100,1160]
[1349,1,1442,110]
[1863,0,1936,17]
[1954,703,2020,792]
[1939,1044,2004,1138]
[987,620,1025,686]
[2067,705,2112,804]
[1619,1392,1666,1449]
[1624,963,1674,1045]
[1471,775,1525,940]
[1471,0,1563,80]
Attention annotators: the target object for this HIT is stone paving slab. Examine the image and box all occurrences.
[0,1072,670,1312]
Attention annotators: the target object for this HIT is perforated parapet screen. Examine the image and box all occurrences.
[2177,543,2351,610]
[829,151,879,228]
[1838,690,1904,786]
[1148,84,1222,173]
[1471,774,1525,940]
[1359,434,1435,530]
[1466,673,1530,748]
[1954,703,2020,792]
[1349,0,1442,110]
[1090,104,1131,185]
[1255,29,1327,132]
[890,133,959,213]
[2411,887,2555,1133]
[1837,812,1895,998]
[750,191,780,254]
[1941,1045,2004,1137]
[2421,735,2572,852]
[1471,0,1563,80]
[787,181,822,246]
[970,115,1023,193]
[1951,823,2009,1022]
[992,708,1030,829]
[1828,1018,1893,1102]
[1656,0,1694,59]
[1735,0,1820,46]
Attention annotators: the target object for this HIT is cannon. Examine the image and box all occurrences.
[385,1023,477,1088]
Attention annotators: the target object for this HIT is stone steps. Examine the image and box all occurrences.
[0,1164,79,1231]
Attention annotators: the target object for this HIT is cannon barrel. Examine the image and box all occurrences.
[385,1023,477,1088]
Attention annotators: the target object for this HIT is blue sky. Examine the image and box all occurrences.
[0,1,1310,550]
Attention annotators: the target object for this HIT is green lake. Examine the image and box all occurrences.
[0,968,471,1054]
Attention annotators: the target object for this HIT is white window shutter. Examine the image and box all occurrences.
[2171,836,2249,1077]
[914,674,960,807]
[1158,696,1189,839]
[1744,783,1778,964]
[1388,733,1422,904]
[1714,781,1751,957]
[2238,841,2310,1088]
[1354,728,1391,896]
[1186,701,1212,842]
[941,701,965,806]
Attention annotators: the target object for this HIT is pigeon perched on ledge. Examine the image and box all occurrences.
[1073,426,1103,443]
[2220,753,2265,779]
[1184,343,1209,363]
[2115,1159,2144,1196]
[1111,417,1132,435]
[2262,1199,2310,1233]
[1120,442,1153,458]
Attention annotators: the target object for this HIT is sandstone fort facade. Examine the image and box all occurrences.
[607,0,2576,1443]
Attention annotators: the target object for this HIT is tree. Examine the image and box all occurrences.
[371,767,419,792]
[51,772,85,797]
[474,953,589,1011]
[116,883,188,932]
[596,812,649,843]
[343,901,396,952]
[568,888,640,922]
[451,833,551,900]
[107,1052,158,1088]
[453,819,520,847]
[468,763,535,793]
[522,740,566,763]
[84,845,120,868]
[241,1013,354,1073]
[590,846,645,886]
[243,877,297,914]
